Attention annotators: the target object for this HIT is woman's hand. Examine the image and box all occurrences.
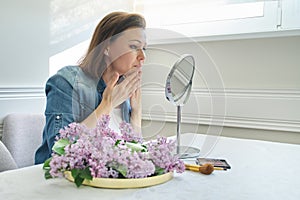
[130,67,142,117]
[130,86,142,135]
[130,84,141,112]
[82,72,119,128]
[129,68,142,135]
[82,67,142,129]
[110,67,142,108]
[105,67,142,134]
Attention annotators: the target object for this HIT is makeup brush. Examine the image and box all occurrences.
[185,163,222,175]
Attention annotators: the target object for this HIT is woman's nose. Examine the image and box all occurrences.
[137,49,146,61]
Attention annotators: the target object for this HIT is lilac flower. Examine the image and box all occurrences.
[57,122,87,142]
[119,121,143,143]
[146,137,185,173]
[46,115,185,185]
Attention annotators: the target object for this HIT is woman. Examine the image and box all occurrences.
[35,12,147,164]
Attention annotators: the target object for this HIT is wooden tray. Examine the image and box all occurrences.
[64,171,173,189]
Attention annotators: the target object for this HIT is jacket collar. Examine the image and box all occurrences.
[97,78,106,95]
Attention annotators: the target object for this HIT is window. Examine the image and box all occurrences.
[136,0,265,27]
[49,0,300,73]
[281,0,300,30]
[134,0,299,43]
[49,0,134,74]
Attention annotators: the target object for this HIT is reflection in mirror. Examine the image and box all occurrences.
[170,55,194,104]
[165,54,200,158]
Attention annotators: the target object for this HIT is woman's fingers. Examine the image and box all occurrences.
[116,68,141,95]
[102,72,119,103]
[107,72,119,89]
[129,76,141,96]
[107,67,142,108]
[122,67,142,86]
[124,67,140,78]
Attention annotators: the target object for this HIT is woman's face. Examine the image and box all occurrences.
[107,28,147,75]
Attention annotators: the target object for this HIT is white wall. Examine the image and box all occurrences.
[0,0,49,86]
[0,0,48,131]
[142,36,300,143]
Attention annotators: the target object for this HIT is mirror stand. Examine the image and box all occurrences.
[165,54,200,159]
[176,105,200,159]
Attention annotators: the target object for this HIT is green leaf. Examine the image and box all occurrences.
[141,144,148,150]
[115,165,127,177]
[43,157,53,179]
[80,167,93,180]
[71,168,80,178]
[44,169,52,179]
[74,176,84,187]
[71,169,83,187]
[109,163,127,177]
[43,157,52,170]
[125,142,146,152]
[52,138,70,155]
[115,140,121,146]
[155,167,165,175]
[71,167,93,187]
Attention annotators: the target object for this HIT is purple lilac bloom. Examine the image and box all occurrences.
[49,115,185,179]
[146,137,185,173]
[57,122,87,142]
[119,121,143,143]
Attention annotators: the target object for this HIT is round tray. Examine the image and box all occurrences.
[64,171,173,189]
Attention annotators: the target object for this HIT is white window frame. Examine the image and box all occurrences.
[135,0,300,44]
[281,0,300,30]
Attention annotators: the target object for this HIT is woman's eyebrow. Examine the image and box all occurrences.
[128,39,142,43]
[129,39,147,47]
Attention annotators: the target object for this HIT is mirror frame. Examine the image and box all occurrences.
[165,54,195,106]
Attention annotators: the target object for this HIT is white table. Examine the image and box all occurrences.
[1,133,300,200]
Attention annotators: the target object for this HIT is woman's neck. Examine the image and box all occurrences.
[102,66,114,85]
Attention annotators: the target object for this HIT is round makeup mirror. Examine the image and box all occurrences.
[165,54,200,158]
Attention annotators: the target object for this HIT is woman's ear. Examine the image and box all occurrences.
[104,48,109,56]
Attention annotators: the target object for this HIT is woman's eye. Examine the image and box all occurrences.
[129,45,146,52]
[129,45,138,50]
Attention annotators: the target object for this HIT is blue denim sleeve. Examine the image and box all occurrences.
[35,74,76,164]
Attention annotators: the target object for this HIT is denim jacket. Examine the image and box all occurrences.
[35,66,131,164]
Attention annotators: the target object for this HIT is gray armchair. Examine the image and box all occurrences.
[0,140,17,172]
[2,113,45,168]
